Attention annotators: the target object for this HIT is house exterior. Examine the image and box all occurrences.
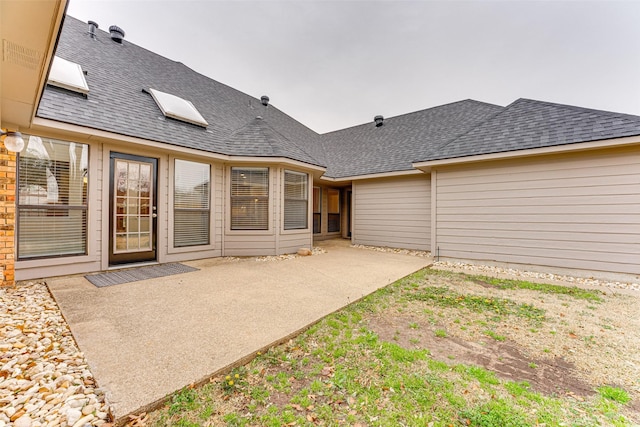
[1,8,639,286]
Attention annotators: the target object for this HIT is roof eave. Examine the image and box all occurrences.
[31,117,327,173]
[320,168,425,182]
[412,135,640,171]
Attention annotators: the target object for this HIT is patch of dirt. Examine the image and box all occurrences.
[364,271,640,421]
[368,313,593,397]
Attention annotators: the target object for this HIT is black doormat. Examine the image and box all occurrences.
[85,263,199,288]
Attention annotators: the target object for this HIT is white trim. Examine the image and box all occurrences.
[320,168,424,182]
[412,135,640,170]
[167,156,216,254]
[30,117,327,172]
[225,165,274,235]
[281,168,311,234]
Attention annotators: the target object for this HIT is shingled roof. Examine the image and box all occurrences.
[320,100,504,178]
[37,16,324,167]
[37,17,640,180]
[422,98,640,162]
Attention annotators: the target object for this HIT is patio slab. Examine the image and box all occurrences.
[46,241,431,421]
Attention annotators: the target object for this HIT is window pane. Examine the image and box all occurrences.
[328,189,340,232]
[313,187,321,213]
[231,198,269,230]
[284,171,308,230]
[328,189,340,214]
[231,167,269,230]
[231,167,268,197]
[18,135,88,259]
[174,159,210,247]
[313,187,321,234]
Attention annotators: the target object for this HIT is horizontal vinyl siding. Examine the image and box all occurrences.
[435,146,640,275]
[279,231,312,255]
[353,175,430,251]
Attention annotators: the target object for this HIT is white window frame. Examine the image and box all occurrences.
[282,170,309,231]
[228,166,271,233]
[168,157,215,253]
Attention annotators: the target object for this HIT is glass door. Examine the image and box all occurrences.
[109,153,158,265]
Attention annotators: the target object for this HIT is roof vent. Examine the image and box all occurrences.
[260,95,269,106]
[109,25,125,43]
[374,115,384,127]
[88,21,99,39]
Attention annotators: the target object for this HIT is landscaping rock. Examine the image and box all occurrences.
[0,282,112,426]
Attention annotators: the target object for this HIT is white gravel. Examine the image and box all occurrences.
[0,282,112,427]
[434,261,640,293]
[351,244,431,258]
[255,246,327,262]
[350,243,639,293]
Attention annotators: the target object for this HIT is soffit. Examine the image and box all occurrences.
[0,0,66,127]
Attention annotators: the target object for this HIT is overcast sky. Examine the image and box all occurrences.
[66,0,640,134]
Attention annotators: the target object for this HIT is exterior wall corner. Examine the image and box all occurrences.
[0,142,16,287]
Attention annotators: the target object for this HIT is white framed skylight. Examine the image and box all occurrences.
[148,88,208,127]
[47,56,90,94]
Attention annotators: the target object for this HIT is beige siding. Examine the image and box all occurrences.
[279,231,312,254]
[353,175,431,250]
[435,146,640,275]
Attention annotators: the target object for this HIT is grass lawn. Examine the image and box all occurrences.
[139,268,638,427]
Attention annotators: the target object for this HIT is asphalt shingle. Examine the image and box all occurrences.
[423,98,640,162]
[37,17,640,179]
[320,100,504,178]
[37,16,323,167]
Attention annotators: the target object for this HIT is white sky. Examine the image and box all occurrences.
[66,0,640,134]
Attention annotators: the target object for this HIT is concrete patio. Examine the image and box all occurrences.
[46,241,431,421]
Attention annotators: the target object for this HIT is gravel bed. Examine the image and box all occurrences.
[434,261,640,293]
[254,246,327,262]
[351,244,431,258]
[0,282,111,427]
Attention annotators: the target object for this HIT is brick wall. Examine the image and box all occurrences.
[0,141,16,287]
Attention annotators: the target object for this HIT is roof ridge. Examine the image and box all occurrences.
[321,99,503,136]
[415,104,508,162]
[228,117,324,165]
[514,98,640,121]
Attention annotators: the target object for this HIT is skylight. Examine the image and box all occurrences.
[47,56,90,94]
[148,88,208,127]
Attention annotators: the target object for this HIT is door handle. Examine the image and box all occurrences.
[152,213,157,218]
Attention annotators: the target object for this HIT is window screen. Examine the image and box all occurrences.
[17,135,88,259]
[174,159,210,247]
[284,171,308,230]
[231,167,269,230]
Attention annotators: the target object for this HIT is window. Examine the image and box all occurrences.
[17,135,89,259]
[313,187,321,234]
[284,171,308,230]
[328,188,340,233]
[148,88,208,127]
[174,159,210,247]
[231,167,269,230]
[47,56,90,94]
